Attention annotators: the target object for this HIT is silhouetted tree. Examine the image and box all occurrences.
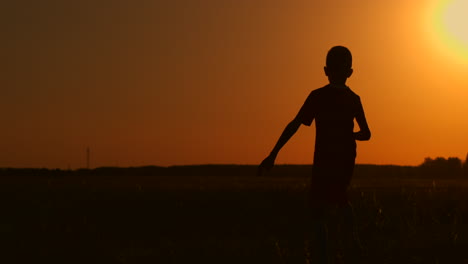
[420,157,462,177]
[464,153,468,176]
[422,157,433,165]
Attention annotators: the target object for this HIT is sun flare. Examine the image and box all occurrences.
[427,0,468,61]
[442,0,468,46]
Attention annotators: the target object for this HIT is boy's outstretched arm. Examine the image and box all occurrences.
[257,118,302,176]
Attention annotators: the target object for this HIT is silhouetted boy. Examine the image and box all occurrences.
[258,46,371,263]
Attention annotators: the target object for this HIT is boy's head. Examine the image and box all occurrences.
[324,46,353,84]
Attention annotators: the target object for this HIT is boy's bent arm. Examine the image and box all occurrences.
[353,97,371,141]
[354,111,371,141]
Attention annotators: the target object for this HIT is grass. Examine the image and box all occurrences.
[0,173,467,263]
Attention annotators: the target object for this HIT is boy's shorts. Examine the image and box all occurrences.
[308,156,355,209]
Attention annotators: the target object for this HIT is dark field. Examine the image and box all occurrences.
[1,168,468,263]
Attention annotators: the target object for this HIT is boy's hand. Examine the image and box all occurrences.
[257,153,276,176]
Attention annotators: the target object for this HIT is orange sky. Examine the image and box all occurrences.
[1,0,467,168]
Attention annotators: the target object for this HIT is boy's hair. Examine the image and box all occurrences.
[326,46,352,71]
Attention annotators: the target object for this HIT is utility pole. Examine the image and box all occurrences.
[86,147,90,169]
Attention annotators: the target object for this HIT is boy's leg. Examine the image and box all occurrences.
[306,207,329,264]
[340,202,365,263]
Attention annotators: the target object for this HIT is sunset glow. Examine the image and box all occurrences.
[1,0,468,168]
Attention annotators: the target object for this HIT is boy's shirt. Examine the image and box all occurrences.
[295,84,365,162]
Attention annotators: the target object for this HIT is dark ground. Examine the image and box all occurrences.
[0,173,467,263]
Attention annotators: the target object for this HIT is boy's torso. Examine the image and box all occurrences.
[312,85,360,160]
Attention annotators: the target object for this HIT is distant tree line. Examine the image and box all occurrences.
[419,154,468,177]
[1,155,468,178]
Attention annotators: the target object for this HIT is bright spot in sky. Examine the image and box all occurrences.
[442,0,468,46]
[428,0,468,61]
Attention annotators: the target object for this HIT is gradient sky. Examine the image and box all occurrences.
[1,0,468,169]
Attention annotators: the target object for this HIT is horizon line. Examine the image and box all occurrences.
[0,163,422,170]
